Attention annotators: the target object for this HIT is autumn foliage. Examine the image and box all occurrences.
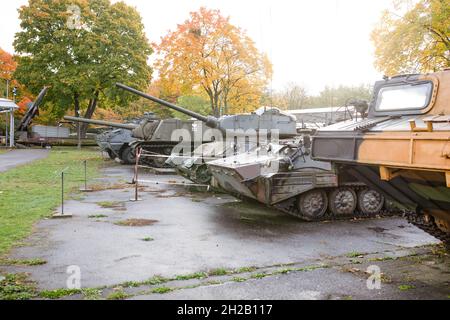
[0,47,33,115]
[155,7,272,117]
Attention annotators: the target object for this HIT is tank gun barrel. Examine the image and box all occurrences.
[116,83,221,130]
[63,116,138,130]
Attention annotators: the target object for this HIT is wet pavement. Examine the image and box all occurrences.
[0,149,49,172]
[1,164,448,300]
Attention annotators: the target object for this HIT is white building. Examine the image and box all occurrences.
[0,98,19,147]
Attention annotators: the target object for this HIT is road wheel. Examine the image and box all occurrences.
[298,190,328,220]
[193,165,211,185]
[106,149,116,160]
[357,188,385,216]
[329,187,357,216]
[121,146,136,165]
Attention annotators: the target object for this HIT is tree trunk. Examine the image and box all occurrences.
[74,92,81,149]
[80,91,99,138]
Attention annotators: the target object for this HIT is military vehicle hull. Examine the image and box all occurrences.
[312,71,450,244]
[208,140,387,220]
[95,128,136,164]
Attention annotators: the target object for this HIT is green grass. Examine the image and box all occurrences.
[88,214,108,219]
[208,268,230,276]
[141,237,154,242]
[346,252,365,258]
[235,266,257,273]
[0,148,102,256]
[107,289,130,300]
[174,272,208,281]
[251,273,268,279]
[0,273,37,300]
[232,277,246,282]
[398,284,415,291]
[0,258,47,266]
[142,276,170,286]
[40,288,82,299]
[82,288,102,300]
[151,287,173,294]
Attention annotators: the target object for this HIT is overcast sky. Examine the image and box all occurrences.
[0,0,393,94]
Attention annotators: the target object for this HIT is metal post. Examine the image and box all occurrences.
[80,160,93,192]
[130,147,142,202]
[84,160,87,190]
[9,110,14,148]
[4,113,8,147]
[52,169,72,218]
[61,172,64,216]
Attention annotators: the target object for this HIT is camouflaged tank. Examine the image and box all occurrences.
[311,70,450,245]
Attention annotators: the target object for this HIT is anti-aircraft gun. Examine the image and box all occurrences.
[115,83,299,184]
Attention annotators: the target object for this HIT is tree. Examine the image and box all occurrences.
[307,84,373,108]
[155,7,272,117]
[0,47,34,115]
[276,82,308,110]
[14,0,153,136]
[371,0,449,75]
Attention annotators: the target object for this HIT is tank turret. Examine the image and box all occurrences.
[116,83,298,138]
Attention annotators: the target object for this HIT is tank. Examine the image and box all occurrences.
[94,115,157,164]
[64,113,202,167]
[207,132,387,220]
[114,83,299,183]
[96,128,136,163]
[311,70,450,245]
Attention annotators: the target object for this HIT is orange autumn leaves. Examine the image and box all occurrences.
[0,47,32,114]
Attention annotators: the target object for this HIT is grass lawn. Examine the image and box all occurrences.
[0,148,103,256]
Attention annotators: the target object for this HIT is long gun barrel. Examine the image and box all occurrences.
[17,86,49,132]
[116,83,221,130]
[64,116,138,130]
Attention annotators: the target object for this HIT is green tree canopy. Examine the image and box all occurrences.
[14,0,153,134]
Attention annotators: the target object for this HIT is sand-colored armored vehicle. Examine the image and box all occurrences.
[311,70,450,244]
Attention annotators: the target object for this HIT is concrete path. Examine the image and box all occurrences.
[2,165,446,300]
[0,149,49,173]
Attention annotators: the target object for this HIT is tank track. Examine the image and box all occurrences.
[406,213,450,247]
[273,185,404,223]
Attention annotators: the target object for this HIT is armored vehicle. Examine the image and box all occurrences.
[115,83,299,183]
[207,132,387,220]
[165,106,299,185]
[64,114,201,167]
[96,128,136,164]
[311,70,450,245]
[95,114,157,164]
